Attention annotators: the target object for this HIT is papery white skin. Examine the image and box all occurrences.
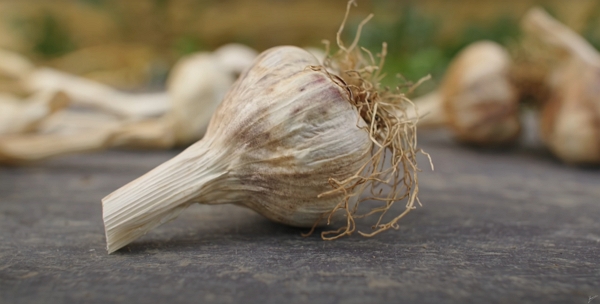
[523,8,600,164]
[102,46,371,253]
[413,41,520,145]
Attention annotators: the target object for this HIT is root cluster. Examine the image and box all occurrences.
[305,0,432,240]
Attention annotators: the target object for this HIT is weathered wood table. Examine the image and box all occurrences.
[1,132,598,304]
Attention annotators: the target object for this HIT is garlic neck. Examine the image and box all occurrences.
[408,91,447,128]
[102,139,231,253]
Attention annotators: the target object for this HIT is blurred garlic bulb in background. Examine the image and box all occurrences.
[165,52,236,145]
[522,7,600,164]
[0,43,258,163]
[212,43,259,76]
[412,41,520,146]
[114,43,258,148]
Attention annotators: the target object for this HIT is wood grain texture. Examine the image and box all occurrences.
[0,131,598,304]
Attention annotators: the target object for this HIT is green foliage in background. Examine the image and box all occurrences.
[350,5,520,94]
[33,12,77,57]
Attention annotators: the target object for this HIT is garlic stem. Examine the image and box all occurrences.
[102,141,229,253]
[0,127,116,163]
[0,49,35,80]
[26,68,170,119]
[409,91,447,128]
[522,7,600,65]
[0,90,69,135]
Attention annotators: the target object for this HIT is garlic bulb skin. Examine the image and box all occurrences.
[166,53,234,145]
[102,46,372,253]
[415,41,520,145]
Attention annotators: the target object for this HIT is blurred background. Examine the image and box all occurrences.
[1,0,599,93]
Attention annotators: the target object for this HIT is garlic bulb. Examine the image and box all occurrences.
[522,8,600,164]
[102,44,421,253]
[212,43,259,76]
[166,52,236,145]
[412,41,520,146]
[0,45,250,163]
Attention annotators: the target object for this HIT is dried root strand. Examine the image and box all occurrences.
[306,1,429,240]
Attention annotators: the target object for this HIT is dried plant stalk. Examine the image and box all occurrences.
[0,91,69,135]
[26,68,170,119]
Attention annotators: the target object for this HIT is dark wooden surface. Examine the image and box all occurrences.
[1,131,599,304]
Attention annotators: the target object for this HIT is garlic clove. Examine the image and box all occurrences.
[522,7,600,164]
[102,46,374,253]
[412,41,520,146]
